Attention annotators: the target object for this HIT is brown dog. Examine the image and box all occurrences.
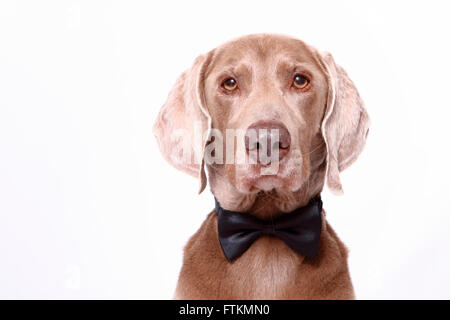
[154,34,370,299]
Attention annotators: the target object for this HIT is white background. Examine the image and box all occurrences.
[0,0,449,299]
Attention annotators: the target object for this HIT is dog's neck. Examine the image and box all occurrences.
[210,162,326,220]
[245,190,315,220]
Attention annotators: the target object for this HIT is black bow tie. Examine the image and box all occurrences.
[216,196,323,262]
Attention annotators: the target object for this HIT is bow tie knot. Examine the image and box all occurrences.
[216,196,323,262]
[261,224,276,235]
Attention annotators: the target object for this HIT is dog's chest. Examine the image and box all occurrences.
[226,237,303,299]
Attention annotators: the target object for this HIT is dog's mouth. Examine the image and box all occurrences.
[235,159,304,193]
[250,175,285,192]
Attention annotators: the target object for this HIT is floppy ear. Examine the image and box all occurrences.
[153,52,213,193]
[316,52,370,194]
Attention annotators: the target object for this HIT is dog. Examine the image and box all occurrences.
[154,34,370,299]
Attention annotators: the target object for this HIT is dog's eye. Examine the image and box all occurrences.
[222,78,238,91]
[292,74,310,89]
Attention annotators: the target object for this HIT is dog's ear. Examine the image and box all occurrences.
[153,52,214,194]
[315,52,370,194]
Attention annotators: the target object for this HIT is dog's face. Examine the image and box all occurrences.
[203,36,328,193]
[154,34,369,210]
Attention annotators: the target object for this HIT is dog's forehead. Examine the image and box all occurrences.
[211,35,316,70]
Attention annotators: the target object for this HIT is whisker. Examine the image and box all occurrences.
[301,142,325,157]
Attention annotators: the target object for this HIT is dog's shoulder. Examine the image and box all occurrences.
[176,211,231,299]
[183,210,218,254]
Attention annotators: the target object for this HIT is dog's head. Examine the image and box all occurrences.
[154,34,369,209]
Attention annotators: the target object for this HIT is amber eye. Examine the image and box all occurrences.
[293,74,310,89]
[222,77,238,91]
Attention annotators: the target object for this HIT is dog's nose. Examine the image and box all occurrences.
[245,121,291,163]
